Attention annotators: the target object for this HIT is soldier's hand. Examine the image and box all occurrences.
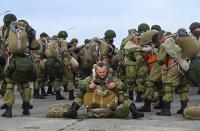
[89,83,97,90]
[106,82,116,89]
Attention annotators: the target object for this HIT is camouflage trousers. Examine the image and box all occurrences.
[161,65,189,103]
[144,63,163,101]
[3,78,31,105]
[135,65,148,93]
[34,60,46,90]
[124,60,137,91]
[63,66,75,91]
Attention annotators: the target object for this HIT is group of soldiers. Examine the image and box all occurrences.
[0,13,200,119]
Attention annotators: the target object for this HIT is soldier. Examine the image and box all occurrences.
[62,38,79,100]
[63,62,144,119]
[45,31,67,100]
[120,29,139,100]
[189,22,200,94]
[134,23,150,102]
[104,30,116,60]
[156,30,190,116]
[87,37,110,66]
[32,32,49,99]
[138,31,165,112]
[1,14,40,118]
[151,25,162,32]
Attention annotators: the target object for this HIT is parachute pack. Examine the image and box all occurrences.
[8,21,29,54]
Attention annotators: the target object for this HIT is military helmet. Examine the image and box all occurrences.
[18,19,29,26]
[57,31,68,38]
[40,32,49,38]
[49,35,58,40]
[189,22,200,31]
[140,30,158,45]
[138,23,150,33]
[3,14,17,24]
[151,25,161,31]
[84,39,90,44]
[71,38,78,43]
[104,30,116,38]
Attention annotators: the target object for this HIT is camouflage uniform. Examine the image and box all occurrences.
[45,35,68,100]
[63,74,144,119]
[33,38,48,99]
[156,42,189,116]
[2,16,39,117]
[120,35,138,100]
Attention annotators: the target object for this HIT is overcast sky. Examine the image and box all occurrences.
[0,0,200,47]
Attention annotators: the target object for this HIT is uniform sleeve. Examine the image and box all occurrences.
[79,76,93,92]
[112,76,124,90]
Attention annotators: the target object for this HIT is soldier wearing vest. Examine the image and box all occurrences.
[63,62,144,119]
[2,14,40,118]
[44,31,67,100]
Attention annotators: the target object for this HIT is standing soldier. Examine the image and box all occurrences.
[45,31,67,100]
[121,29,139,100]
[2,14,40,118]
[134,23,150,102]
[32,32,49,99]
[138,31,165,112]
[156,30,190,116]
[62,38,79,100]
[189,22,200,94]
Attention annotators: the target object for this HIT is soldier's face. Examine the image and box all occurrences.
[41,37,48,43]
[96,66,108,79]
[193,28,200,36]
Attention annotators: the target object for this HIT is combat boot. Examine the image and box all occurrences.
[47,85,55,95]
[56,90,65,100]
[154,97,163,109]
[129,103,144,119]
[69,90,75,100]
[41,88,48,96]
[128,91,134,100]
[138,99,151,112]
[177,101,187,114]
[63,85,68,92]
[63,102,80,119]
[22,102,33,109]
[2,105,12,118]
[136,92,143,102]
[0,104,7,109]
[156,102,171,116]
[33,89,46,99]
[22,102,30,115]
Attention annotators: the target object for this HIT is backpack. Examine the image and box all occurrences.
[8,21,29,54]
[162,37,182,60]
[11,57,36,83]
[45,58,64,80]
[47,103,70,118]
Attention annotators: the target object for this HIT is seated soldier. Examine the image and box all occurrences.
[63,62,144,119]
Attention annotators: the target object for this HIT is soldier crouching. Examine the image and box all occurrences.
[63,62,144,119]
